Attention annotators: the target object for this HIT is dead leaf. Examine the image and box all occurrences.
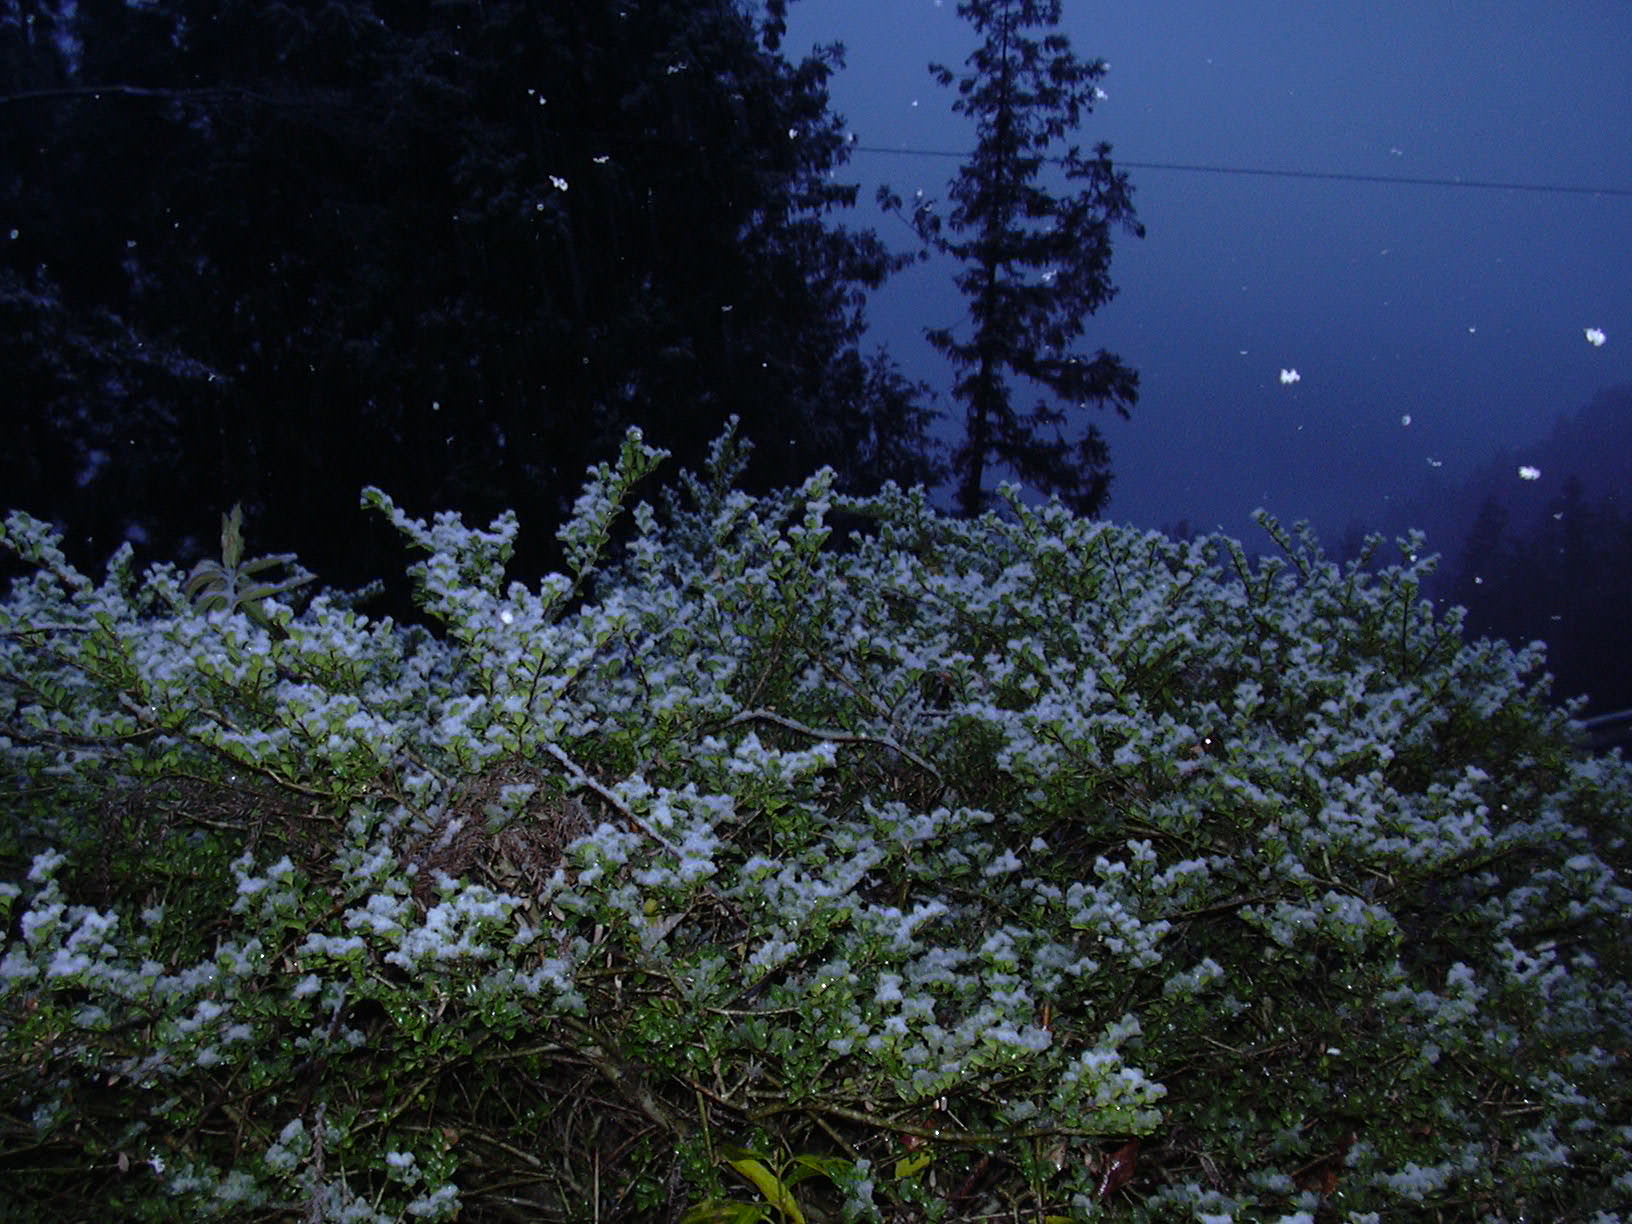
[1097,1138,1139,1199]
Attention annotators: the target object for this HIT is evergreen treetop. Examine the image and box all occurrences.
[884,0,1142,517]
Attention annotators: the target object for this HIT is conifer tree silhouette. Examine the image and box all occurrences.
[883,0,1142,516]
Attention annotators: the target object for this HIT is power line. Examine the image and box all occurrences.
[849,144,1632,198]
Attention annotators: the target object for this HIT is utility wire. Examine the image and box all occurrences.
[849,144,1632,198]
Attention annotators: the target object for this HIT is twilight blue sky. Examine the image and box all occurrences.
[782,0,1632,546]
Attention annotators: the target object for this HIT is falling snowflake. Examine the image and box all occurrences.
[1279,369,1301,385]
[1584,327,1607,347]
[1518,465,1541,481]
[549,175,569,192]
[593,155,610,165]
[1401,414,1411,426]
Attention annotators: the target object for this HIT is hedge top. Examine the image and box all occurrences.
[2,424,1628,1222]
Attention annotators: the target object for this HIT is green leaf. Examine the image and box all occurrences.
[784,1154,852,1188]
[183,561,225,600]
[220,503,245,570]
[679,1204,770,1224]
[892,1152,933,1180]
[721,1148,805,1224]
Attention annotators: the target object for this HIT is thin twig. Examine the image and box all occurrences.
[728,707,942,788]
[541,741,685,857]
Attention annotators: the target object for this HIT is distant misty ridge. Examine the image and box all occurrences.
[1377,381,1632,717]
[1382,381,1632,571]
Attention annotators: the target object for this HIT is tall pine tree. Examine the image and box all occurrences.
[885,0,1141,516]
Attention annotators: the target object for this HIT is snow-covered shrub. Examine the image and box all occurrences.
[1,424,1628,1221]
